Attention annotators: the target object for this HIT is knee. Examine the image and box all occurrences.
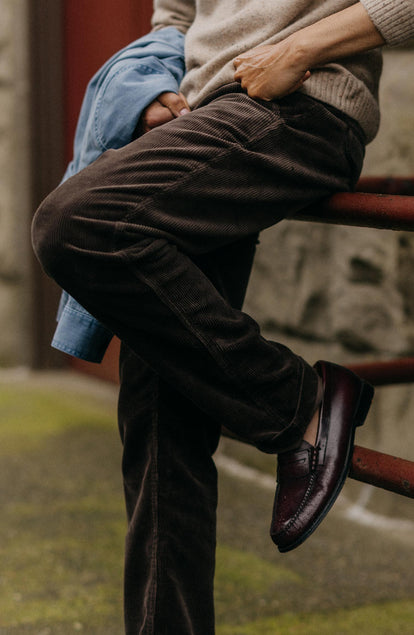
[32,173,97,286]
[32,186,69,280]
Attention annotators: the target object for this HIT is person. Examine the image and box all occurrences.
[32,0,414,633]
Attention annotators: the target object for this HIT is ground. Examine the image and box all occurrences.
[0,369,413,634]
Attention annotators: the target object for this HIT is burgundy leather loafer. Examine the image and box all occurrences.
[270,360,374,553]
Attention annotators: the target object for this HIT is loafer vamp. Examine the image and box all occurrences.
[271,442,320,540]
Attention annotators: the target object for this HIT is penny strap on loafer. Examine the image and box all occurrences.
[277,441,317,479]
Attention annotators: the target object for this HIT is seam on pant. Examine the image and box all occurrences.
[144,376,160,635]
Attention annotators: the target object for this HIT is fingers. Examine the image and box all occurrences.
[285,70,312,95]
[158,91,190,117]
[233,49,312,100]
[140,100,175,133]
[139,92,191,134]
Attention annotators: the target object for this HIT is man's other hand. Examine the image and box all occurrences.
[233,43,311,101]
[138,92,190,134]
[233,3,386,102]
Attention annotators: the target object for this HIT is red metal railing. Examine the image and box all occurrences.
[348,358,414,386]
[297,191,414,231]
[350,445,414,498]
[356,176,414,196]
[347,359,414,499]
[299,176,414,499]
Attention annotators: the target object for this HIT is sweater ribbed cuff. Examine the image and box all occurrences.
[360,0,414,47]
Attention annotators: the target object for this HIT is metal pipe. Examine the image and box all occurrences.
[295,192,414,231]
[347,358,414,386]
[356,176,414,196]
[350,445,414,499]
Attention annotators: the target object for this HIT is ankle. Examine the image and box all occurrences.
[302,376,323,446]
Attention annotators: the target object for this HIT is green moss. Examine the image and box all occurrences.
[217,600,414,634]
[0,513,124,627]
[216,543,301,591]
[215,543,303,626]
[0,381,123,630]
[0,385,116,454]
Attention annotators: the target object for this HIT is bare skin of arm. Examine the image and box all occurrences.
[138,91,190,134]
[233,2,386,101]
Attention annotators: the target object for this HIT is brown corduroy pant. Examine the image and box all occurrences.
[32,84,365,634]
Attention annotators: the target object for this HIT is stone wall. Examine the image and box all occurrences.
[0,0,32,365]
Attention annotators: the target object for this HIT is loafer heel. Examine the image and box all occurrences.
[354,381,374,428]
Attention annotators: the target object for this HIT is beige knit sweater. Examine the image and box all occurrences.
[152,0,414,142]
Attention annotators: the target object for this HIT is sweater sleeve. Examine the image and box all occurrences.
[359,0,414,46]
[152,0,195,34]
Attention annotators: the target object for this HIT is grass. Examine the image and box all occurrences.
[0,376,413,633]
[0,383,124,632]
[216,601,414,635]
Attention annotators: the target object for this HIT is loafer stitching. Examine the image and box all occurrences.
[274,469,318,540]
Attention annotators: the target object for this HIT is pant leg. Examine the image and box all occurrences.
[32,86,364,453]
[118,236,257,635]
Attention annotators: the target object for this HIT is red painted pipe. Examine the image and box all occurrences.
[347,358,414,386]
[296,192,414,231]
[356,176,414,196]
[350,445,414,499]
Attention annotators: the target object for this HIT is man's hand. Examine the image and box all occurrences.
[233,2,385,102]
[233,43,311,101]
[138,91,190,134]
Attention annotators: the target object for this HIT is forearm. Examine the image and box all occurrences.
[234,1,390,100]
[286,2,385,70]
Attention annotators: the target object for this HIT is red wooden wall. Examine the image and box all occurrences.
[63,0,153,382]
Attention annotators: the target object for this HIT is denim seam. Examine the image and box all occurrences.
[50,340,106,362]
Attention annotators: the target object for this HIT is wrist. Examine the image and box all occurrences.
[282,32,315,72]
